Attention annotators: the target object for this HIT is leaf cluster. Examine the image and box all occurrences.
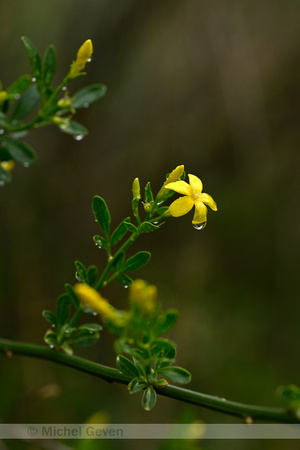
[0,36,106,185]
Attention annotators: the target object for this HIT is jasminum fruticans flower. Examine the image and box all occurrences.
[74,283,128,327]
[68,39,93,79]
[165,174,217,229]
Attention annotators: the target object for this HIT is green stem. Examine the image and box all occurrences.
[95,231,138,290]
[0,338,295,423]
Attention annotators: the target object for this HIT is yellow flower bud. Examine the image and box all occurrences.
[0,91,8,103]
[0,160,15,172]
[156,165,185,201]
[132,177,141,200]
[68,39,93,79]
[129,279,157,313]
[74,283,128,327]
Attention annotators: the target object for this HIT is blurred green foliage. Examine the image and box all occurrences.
[0,1,299,449]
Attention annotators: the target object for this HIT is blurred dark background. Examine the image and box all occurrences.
[0,1,299,449]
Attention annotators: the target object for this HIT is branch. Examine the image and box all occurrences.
[0,338,295,423]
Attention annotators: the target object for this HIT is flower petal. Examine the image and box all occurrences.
[165,180,192,196]
[188,174,203,194]
[199,193,217,211]
[192,201,208,224]
[169,196,194,217]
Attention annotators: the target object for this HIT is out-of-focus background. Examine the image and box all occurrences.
[0,1,299,449]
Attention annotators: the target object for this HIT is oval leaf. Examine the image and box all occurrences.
[21,36,41,80]
[92,196,111,241]
[11,84,40,120]
[142,386,156,411]
[42,310,57,326]
[71,84,107,109]
[116,355,139,378]
[116,273,133,287]
[110,217,130,246]
[122,251,151,272]
[2,138,36,165]
[159,366,191,384]
[42,45,56,86]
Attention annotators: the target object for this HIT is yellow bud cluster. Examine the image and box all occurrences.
[129,279,157,313]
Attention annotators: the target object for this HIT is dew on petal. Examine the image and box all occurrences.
[192,222,206,230]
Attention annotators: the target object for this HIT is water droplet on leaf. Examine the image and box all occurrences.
[23,162,30,168]
[0,129,4,135]
[87,57,92,63]
[83,103,89,108]
[14,94,20,100]
[92,312,98,316]
[62,86,67,91]
[31,77,36,83]
[192,222,206,230]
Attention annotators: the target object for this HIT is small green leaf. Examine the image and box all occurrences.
[64,283,80,308]
[110,217,130,246]
[87,265,98,286]
[116,355,139,378]
[159,366,191,384]
[58,120,88,138]
[151,339,176,360]
[56,293,71,328]
[92,196,111,241]
[277,385,300,419]
[122,251,151,272]
[21,36,41,80]
[0,167,12,185]
[93,235,107,250]
[44,330,57,347]
[112,251,125,271]
[139,222,159,234]
[142,386,156,411]
[124,220,138,233]
[78,323,102,332]
[42,310,57,327]
[154,310,178,337]
[6,75,31,97]
[154,378,168,388]
[68,329,100,347]
[117,273,133,287]
[75,260,88,283]
[71,84,107,109]
[144,182,154,203]
[2,138,36,165]
[11,84,40,120]
[42,45,56,86]
[128,378,147,394]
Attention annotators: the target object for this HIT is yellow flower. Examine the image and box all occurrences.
[0,161,15,172]
[74,283,127,326]
[68,39,93,79]
[129,279,157,313]
[0,91,8,103]
[165,174,217,228]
